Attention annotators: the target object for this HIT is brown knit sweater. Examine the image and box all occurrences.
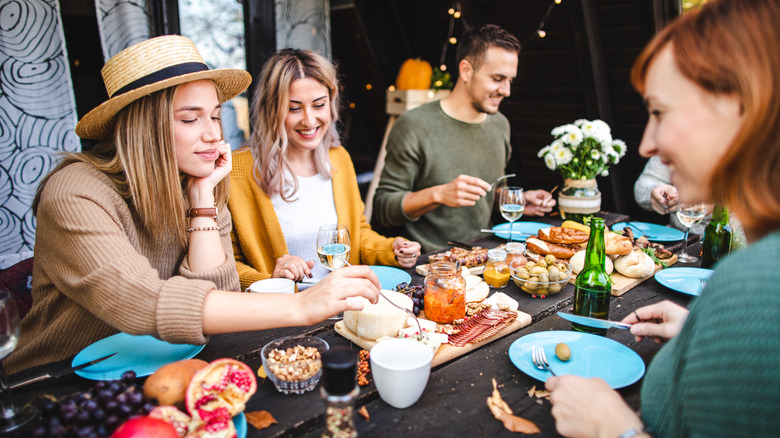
[5,163,240,373]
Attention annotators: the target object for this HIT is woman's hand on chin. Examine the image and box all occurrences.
[298,265,380,323]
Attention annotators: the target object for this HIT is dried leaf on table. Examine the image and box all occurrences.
[257,365,267,379]
[245,410,277,430]
[358,406,370,422]
[526,385,550,399]
[487,378,540,434]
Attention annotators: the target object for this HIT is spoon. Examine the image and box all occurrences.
[490,173,516,189]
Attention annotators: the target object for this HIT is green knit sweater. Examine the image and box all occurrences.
[641,231,780,436]
[372,101,512,253]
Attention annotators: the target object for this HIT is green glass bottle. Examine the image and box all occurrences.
[573,217,612,335]
[701,205,732,269]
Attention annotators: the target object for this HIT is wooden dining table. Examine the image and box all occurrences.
[8,213,702,437]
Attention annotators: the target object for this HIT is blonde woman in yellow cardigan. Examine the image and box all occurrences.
[229,49,420,290]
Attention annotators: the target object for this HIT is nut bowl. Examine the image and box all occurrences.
[510,259,572,297]
[261,335,329,394]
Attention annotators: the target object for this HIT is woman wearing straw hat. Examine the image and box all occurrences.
[228,49,421,289]
[5,36,380,373]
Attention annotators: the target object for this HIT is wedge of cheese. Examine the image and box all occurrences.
[343,291,413,340]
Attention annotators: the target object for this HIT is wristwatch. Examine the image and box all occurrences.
[187,206,218,221]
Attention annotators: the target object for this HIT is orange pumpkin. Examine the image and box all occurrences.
[395,58,433,90]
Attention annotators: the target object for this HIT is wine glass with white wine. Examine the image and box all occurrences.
[0,289,37,432]
[316,225,351,320]
[499,187,526,241]
[316,224,351,270]
[675,202,707,263]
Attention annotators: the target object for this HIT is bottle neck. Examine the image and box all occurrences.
[711,204,729,224]
[583,219,606,270]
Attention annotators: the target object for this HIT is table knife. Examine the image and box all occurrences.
[557,312,632,330]
[10,352,118,389]
[480,229,533,237]
[447,240,473,250]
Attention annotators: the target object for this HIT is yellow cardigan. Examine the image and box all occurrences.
[228,146,399,290]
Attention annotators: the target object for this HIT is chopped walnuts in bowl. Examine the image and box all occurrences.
[261,335,329,394]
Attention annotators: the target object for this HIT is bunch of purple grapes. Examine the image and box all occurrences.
[29,370,157,438]
[395,282,425,315]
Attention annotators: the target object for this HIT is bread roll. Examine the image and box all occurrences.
[614,251,656,278]
[537,227,589,244]
[605,232,632,255]
[526,237,576,259]
[569,250,614,275]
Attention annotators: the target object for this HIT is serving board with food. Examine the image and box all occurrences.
[334,269,532,368]
[523,221,677,296]
[415,245,499,276]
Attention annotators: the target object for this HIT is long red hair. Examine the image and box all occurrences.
[632,0,780,239]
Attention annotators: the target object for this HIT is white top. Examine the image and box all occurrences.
[271,172,338,283]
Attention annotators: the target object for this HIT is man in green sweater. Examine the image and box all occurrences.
[372,24,555,252]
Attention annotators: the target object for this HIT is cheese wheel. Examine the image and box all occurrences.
[343,291,413,340]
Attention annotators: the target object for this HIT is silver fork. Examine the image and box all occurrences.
[531,345,557,376]
[699,277,709,289]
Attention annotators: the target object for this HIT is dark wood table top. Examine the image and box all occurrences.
[8,213,703,437]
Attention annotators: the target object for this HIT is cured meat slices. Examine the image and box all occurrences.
[448,309,517,347]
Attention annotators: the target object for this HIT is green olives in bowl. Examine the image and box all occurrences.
[510,258,572,297]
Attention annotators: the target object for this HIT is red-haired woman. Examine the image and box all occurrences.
[546,1,780,437]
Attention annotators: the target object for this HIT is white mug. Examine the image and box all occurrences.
[370,338,433,409]
[246,278,295,294]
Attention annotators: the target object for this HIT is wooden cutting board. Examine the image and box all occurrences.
[334,309,532,367]
[569,254,678,296]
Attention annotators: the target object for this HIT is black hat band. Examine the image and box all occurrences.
[111,62,209,98]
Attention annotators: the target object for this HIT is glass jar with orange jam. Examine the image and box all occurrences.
[483,249,510,289]
[423,261,466,323]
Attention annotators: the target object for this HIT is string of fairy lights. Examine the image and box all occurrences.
[379,0,564,95]
[439,0,563,74]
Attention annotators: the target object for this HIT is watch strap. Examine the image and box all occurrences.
[187,206,218,220]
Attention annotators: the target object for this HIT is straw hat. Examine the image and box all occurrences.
[75,35,252,140]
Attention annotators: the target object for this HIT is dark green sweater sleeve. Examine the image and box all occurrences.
[641,231,780,437]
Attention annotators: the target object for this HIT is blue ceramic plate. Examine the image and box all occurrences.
[370,265,412,290]
[655,267,714,296]
[235,412,247,438]
[73,333,205,380]
[508,331,645,389]
[611,221,685,242]
[491,221,550,241]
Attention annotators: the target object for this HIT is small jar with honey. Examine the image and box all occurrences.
[423,261,466,323]
[483,249,510,289]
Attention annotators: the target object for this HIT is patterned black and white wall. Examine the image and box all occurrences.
[276,0,331,58]
[0,0,78,268]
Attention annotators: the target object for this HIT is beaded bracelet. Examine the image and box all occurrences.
[187,226,221,233]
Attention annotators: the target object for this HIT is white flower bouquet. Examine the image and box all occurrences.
[538,119,627,180]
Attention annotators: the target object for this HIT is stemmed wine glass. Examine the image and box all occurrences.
[0,289,36,432]
[675,202,707,263]
[499,187,526,242]
[316,225,351,320]
[316,224,351,271]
